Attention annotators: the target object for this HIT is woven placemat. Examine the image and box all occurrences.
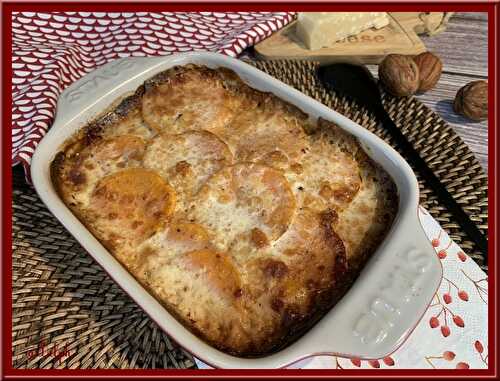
[12,59,488,370]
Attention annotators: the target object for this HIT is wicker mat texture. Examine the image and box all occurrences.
[12,59,488,369]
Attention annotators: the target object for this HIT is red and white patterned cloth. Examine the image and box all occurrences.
[11,12,296,173]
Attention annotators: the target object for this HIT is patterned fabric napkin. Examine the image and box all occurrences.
[195,207,488,369]
[11,12,295,172]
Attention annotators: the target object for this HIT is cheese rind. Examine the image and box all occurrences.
[296,12,390,50]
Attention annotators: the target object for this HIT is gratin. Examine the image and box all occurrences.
[51,64,398,357]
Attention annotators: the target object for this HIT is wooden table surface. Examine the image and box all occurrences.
[367,12,490,174]
[362,13,488,172]
[416,12,488,173]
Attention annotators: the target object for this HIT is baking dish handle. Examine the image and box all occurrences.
[53,56,166,129]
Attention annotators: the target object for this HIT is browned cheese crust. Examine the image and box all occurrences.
[51,65,398,357]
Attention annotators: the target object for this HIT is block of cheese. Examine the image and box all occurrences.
[296,12,390,50]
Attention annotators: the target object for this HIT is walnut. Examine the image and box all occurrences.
[413,52,443,92]
[453,80,488,121]
[378,54,420,97]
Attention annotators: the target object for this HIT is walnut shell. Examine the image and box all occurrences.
[378,54,420,97]
[413,52,442,92]
[453,80,488,121]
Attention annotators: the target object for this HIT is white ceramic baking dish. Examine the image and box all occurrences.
[31,52,442,369]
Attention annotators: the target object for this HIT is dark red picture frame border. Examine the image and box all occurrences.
[1,1,498,379]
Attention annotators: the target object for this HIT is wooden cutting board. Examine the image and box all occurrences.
[254,13,444,64]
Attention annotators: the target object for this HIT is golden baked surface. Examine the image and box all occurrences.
[51,65,398,357]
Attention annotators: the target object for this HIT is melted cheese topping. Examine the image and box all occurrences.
[142,68,242,134]
[293,132,361,211]
[229,100,309,164]
[89,168,175,250]
[143,130,232,211]
[59,135,147,208]
[189,163,296,251]
[53,65,397,357]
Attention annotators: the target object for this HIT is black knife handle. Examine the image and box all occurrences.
[375,108,488,256]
